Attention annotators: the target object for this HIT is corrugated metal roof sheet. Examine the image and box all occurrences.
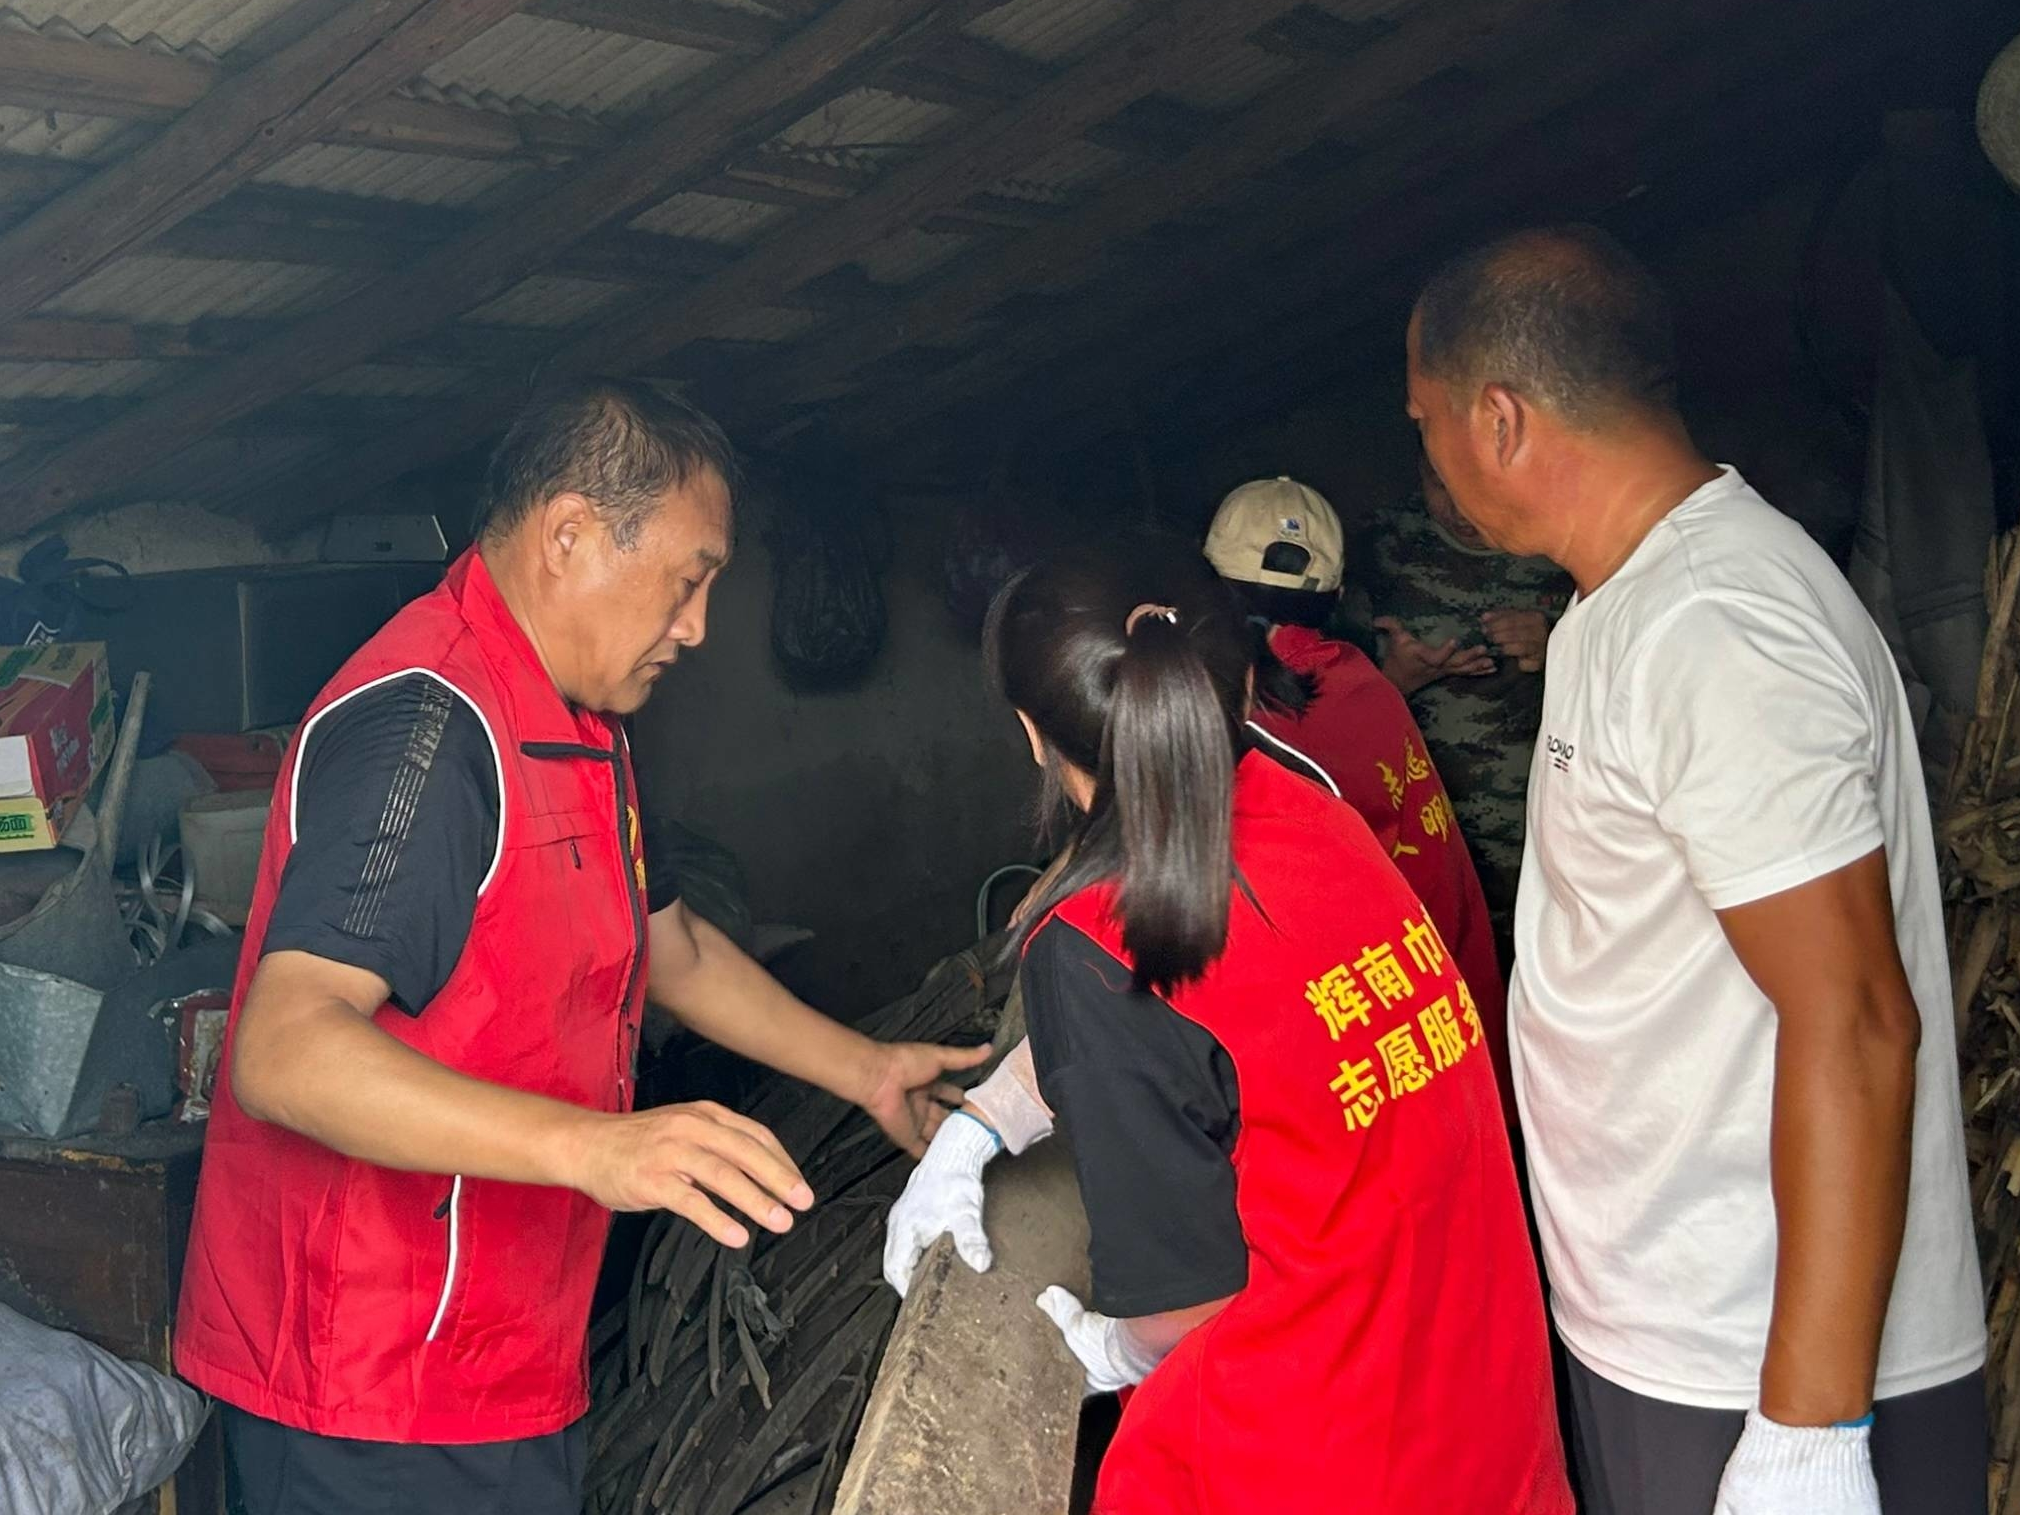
[0,0,294,53]
[0,358,165,398]
[965,0,1144,64]
[460,274,627,328]
[419,15,717,121]
[703,305,819,344]
[254,143,526,206]
[990,136,1129,203]
[42,255,360,321]
[308,364,473,398]
[1162,44,1302,112]
[854,228,972,285]
[0,106,137,161]
[772,87,960,155]
[630,191,792,245]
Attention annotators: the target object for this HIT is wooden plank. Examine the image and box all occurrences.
[833,1143,1089,1515]
[247,0,1317,526]
[530,0,787,54]
[0,31,218,119]
[0,317,219,361]
[0,29,614,163]
[0,312,555,367]
[0,0,986,529]
[843,0,1838,443]
[736,0,1535,421]
[0,0,537,329]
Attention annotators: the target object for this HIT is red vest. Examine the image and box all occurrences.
[175,551,649,1444]
[1055,756,1571,1515]
[1250,626,1514,1120]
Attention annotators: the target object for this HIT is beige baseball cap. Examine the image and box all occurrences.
[1204,476,1345,593]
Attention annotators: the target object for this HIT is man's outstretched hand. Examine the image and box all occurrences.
[857,1040,992,1158]
[1375,617,1497,695]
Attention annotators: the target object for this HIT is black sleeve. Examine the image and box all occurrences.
[264,674,500,1015]
[642,831,683,917]
[1021,919,1248,1318]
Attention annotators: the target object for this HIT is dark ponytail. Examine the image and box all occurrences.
[986,540,1251,993]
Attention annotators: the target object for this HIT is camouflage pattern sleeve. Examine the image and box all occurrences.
[1358,495,1573,928]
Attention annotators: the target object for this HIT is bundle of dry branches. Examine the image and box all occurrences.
[1947,529,2020,1513]
[583,939,1017,1515]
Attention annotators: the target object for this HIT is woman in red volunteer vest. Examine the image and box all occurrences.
[985,546,1572,1514]
[1205,475,1513,1120]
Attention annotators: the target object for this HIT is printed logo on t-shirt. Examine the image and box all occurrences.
[1546,734,1575,774]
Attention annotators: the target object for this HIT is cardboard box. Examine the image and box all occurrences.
[0,642,114,852]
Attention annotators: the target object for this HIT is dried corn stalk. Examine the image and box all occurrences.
[1946,530,2020,1514]
[584,940,1017,1515]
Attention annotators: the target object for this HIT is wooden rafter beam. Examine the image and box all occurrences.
[0,29,612,164]
[900,2,1899,456]
[1128,97,1887,457]
[0,0,539,329]
[229,0,1319,528]
[0,0,994,528]
[842,0,1855,445]
[727,0,1536,428]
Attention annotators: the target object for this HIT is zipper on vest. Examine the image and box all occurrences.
[426,1175,463,1343]
[521,739,646,1103]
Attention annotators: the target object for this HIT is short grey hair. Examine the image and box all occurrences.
[477,378,740,548]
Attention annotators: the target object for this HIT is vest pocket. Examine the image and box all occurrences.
[426,1175,464,1343]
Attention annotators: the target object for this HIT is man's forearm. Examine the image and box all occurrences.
[1759,995,1917,1423]
[233,997,597,1188]
[652,911,878,1106]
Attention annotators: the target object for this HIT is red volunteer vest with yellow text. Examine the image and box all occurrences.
[1050,755,1570,1515]
[1250,625,1514,1121]
[174,550,649,1444]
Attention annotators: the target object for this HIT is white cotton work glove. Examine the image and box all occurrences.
[1035,1286,1163,1396]
[882,1111,999,1297]
[1713,1410,1881,1515]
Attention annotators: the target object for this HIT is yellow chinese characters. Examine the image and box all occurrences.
[1353,943,1415,1009]
[1402,739,1431,784]
[1401,915,1447,977]
[1306,965,1373,1040]
[1375,1024,1434,1096]
[1419,792,1455,845]
[1377,759,1405,810]
[1330,1056,1384,1131]
[1308,916,1483,1135]
[1417,997,1468,1071]
[1457,981,1486,1047]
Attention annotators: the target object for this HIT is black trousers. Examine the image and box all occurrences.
[223,1406,587,1515]
[1565,1355,1986,1515]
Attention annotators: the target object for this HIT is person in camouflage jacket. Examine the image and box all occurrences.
[1345,455,1573,941]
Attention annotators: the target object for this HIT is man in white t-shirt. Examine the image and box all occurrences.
[1404,225,1985,1515]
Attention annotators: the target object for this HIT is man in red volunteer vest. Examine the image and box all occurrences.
[175,380,984,1515]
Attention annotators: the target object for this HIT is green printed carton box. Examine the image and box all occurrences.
[0,642,114,852]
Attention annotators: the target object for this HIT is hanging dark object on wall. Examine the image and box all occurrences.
[0,537,132,647]
[765,455,890,693]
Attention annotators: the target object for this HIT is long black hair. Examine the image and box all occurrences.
[987,540,1255,993]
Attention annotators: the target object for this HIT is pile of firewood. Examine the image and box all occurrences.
[583,939,1017,1515]
[1947,530,2020,1512]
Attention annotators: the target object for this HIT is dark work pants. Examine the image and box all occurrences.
[1565,1355,1986,1515]
[223,1405,587,1515]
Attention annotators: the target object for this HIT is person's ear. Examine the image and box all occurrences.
[1479,385,1526,471]
[535,492,595,579]
[1015,710,1047,770]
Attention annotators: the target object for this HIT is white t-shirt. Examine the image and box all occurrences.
[1511,466,1984,1409]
